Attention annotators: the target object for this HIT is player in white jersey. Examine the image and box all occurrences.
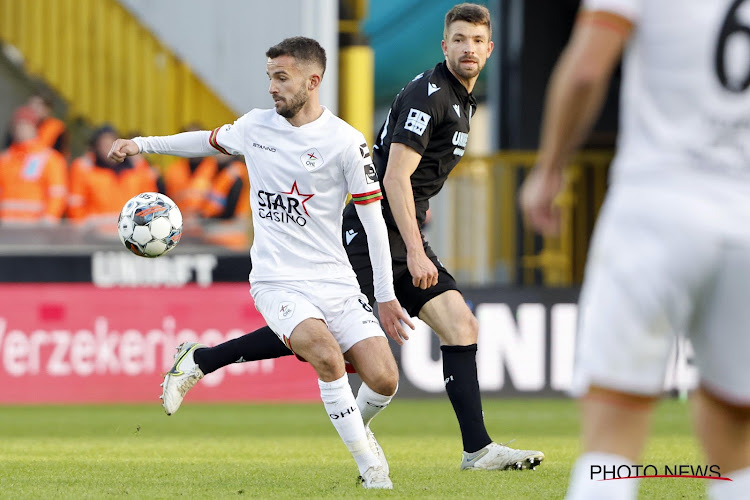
[520,1,750,499]
[108,37,414,490]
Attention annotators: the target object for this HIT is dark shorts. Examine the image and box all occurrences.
[342,202,459,317]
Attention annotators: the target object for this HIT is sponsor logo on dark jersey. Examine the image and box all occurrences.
[452,131,469,156]
[404,108,431,136]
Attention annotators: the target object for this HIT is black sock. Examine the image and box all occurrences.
[193,326,292,374]
[441,344,492,453]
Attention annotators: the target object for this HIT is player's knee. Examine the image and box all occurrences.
[467,313,479,339]
[307,343,345,380]
[315,354,346,380]
[450,312,478,344]
[371,369,399,396]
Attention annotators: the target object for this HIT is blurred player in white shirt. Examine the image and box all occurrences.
[520,1,750,498]
[108,37,413,490]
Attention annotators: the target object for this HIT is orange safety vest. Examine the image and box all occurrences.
[201,160,251,250]
[67,153,158,227]
[0,140,67,224]
[201,160,250,218]
[36,117,68,156]
[164,157,217,216]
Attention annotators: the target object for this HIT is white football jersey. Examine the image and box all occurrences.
[584,0,750,181]
[210,108,382,283]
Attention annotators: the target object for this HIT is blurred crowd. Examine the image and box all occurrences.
[0,95,251,250]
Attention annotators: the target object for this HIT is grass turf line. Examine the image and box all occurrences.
[0,399,706,499]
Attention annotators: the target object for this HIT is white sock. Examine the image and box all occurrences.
[566,452,638,500]
[709,466,750,500]
[356,382,396,428]
[319,374,379,474]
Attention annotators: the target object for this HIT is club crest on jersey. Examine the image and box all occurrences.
[279,302,296,319]
[301,148,324,170]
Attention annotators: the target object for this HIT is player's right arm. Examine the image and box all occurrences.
[108,115,248,162]
[381,78,443,290]
[382,143,438,290]
[520,2,633,236]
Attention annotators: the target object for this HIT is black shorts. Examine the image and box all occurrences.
[342,202,459,317]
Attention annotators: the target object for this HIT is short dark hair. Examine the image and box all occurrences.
[444,3,492,38]
[265,37,327,75]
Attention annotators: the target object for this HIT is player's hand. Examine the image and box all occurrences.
[377,299,415,345]
[108,139,140,163]
[406,249,439,289]
[519,165,564,236]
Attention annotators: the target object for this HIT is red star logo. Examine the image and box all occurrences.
[282,181,315,215]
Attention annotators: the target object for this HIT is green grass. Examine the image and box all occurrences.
[0,399,707,499]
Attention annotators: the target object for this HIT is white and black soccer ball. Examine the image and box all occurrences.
[117,192,183,258]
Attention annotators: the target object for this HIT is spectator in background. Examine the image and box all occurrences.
[163,123,218,221]
[0,106,67,225]
[200,154,251,250]
[3,92,68,157]
[27,92,69,157]
[67,125,157,232]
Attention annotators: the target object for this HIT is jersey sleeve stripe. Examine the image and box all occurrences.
[351,189,382,198]
[352,191,383,205]
[209,127,231,155]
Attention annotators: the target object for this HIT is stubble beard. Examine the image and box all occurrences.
[277,85,309,119]
[449,57,483,81]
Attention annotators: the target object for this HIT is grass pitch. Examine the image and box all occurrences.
[0,398,706,498]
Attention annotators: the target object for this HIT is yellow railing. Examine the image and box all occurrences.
[0,0,236,139]
[447,150,612,286]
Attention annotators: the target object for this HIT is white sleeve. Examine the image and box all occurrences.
[582,0,641,21]
[209,113,250,156]
[133,131,216,157]
[355,200,396,303]
[342,134,394,301]
[343,134,383,205]
[133,112,251,158]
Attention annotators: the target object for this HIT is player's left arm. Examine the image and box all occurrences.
[346,139,415,343]
[520,6,634,236]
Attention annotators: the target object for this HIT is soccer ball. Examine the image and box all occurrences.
[117,192,183,258]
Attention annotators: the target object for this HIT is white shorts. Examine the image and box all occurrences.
[573,177,750,404]
[250,278,385,354]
